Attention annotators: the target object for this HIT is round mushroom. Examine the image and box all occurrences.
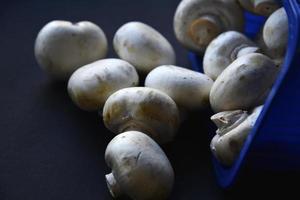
[209,53,279,113]
[145,65,214,111]
[68,59,139,111]
[35,20,108,79]
[262,7,288,64]
[113,22,176,74]
[210,106,263,166]
[102,87,180,144]
[238,0,279,16]
[174,0,244,54]
[203,31,260,80]
[105,131,174,200]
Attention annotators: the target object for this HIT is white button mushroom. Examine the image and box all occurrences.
[145,65,214,112]
[35,20,108,79]
[203,31,260,80]
[68,59,139,111]
[102,87,180,144]
[210,106,263,166]
[113,22,176,74]
[105,131,174,200]
[209,53,279,113]
[238,0,279,16]
[262,8,288,64]
[173,0,244,54]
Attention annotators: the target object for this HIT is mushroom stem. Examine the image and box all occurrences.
[236,46,260,58]
[211,110,249,136]
[105,173,123,198]
[188,15,222,47]
[252,0,278,15]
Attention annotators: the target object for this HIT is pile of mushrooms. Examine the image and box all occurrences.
[205,6,288,166]
[34,0,288,198]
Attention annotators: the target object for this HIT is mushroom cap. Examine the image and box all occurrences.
[145,65,214,110]
[34,20,108,79]
[203,31,260,80]
[67,58,139,111]
[105,131,174,200]
[263,8,288,60]
[174,0,244,54]
[113,22,176,74]
[238,0,279,16]
[103,87,180,144]
[209,53,279,113]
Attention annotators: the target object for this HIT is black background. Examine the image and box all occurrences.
[0,0,299,199]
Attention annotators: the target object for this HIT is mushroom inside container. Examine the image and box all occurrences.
[189,0,300,188]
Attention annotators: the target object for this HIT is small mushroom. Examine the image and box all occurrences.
[35,20,108,79]
[203,31,260,80]
[68,59,139,111]
[210,106,263,166]
[113,22,176,74]
[103,87,180,144]
[210,53,279,113]
[238,0,279,16]
[145,65,214,111]
[105,131,174,200]
[173,0,244,54]
[262,7,288,64]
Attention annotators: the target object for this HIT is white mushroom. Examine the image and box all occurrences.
[210,106,263,166]
[238,0,279,16]
[113,22,176,74]
[103,87,180,144]
[174,0,244,54]
[262,8,288,64]
[210,53,279,113]
[105,131,174,200]
[145,65,214,111]
[68,59,139,111]
[35,20,108,79]
[203,31,260,80]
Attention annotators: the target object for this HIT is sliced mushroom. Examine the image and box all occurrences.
[210,106,263,166]
[105,131,174,200]
[113,22,176,74]
[203,31,260,80]
[145,65,214,111]
[68,59,139,111]
[262,7,288,65]
[210,53,279,113]
[238,0,279,16]
[174,0,244,54]
[102,87,180,144]
[35,20,108,79]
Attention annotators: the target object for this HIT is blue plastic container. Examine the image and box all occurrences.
[189,0,300,188]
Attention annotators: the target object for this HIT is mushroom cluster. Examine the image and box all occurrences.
[204,7,288,166]
[34,1,288,199]
[173,0,287,167]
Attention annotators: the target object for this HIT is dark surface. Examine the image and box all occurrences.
[0,0,299,199]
